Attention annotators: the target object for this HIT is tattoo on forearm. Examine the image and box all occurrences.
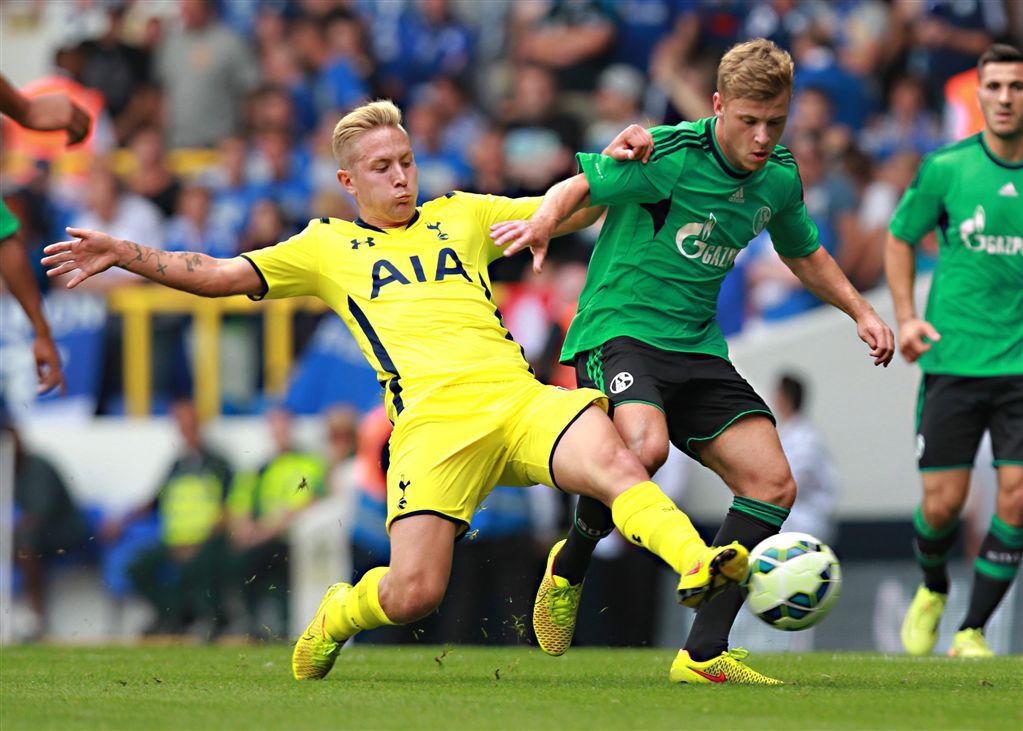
[126,245,205,279]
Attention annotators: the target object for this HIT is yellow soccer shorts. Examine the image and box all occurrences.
[385,378,608,536]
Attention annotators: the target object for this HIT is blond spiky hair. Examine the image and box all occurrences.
[331,99,405,168]
[717,38,794,101]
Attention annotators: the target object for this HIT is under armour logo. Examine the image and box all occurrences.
[426,222,448,240]
[397,478,411,510]
[351,236,376,249]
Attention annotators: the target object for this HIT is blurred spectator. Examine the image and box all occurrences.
[438,486,536,644]
[429,75,487,162]
[325,405,359,500]
[407,99,471,201]
[117,400,233,637]
[774,372,839,545]
[842,151,921,290]
[315,8,372,116]
[164,184,238,259]
[607,0,699,75]
[67,166,164,291]
[583,64,646,153]
[511,0,615,94]
[860,75,944,160]
[78,5,158,145]
[247,86,300,140]
[155,0,260,148]
[240,199,290,253]
[467,126,511,196]
[748,132,858,322]
[902,0,1009,106]
[227,408,326,638]
[126,126,181,219]
[501,65,579,195]
[372,0,473,103]
[812,0,890,80]
[792,27,873,133]
[8,423,89,640]
[205,135,257,237]
[740,0,813,53]
[260,45,319,137]
[647,39,714,123]
[249,130,313,226]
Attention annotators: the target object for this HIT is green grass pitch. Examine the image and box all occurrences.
[2,645,1021,730]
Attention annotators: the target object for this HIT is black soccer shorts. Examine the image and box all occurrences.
[916,374,1023,470]
[574,336,774,462]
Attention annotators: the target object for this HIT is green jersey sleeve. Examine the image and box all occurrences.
[576,126,683,206]
[767,170,821,258]
[888,155,947,246]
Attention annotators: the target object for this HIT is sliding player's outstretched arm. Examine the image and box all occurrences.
[491,124,656,272]
[42,227,263,297]
[781,246,895,367]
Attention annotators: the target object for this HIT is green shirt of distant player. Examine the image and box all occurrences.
[889,134,1023,376]
[561,116,820,364]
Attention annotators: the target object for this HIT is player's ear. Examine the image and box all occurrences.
[337,168,356,195]
[712,92,724,117]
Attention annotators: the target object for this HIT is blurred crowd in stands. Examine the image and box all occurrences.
[3,0,1019,643]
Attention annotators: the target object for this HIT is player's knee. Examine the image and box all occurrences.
[602,441,650,487]
[921,496,962,529]
[747,471,796,509]
[629,437,668,475]
[383,573,446,623]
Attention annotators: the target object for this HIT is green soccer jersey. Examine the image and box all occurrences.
[889,133,1023,377]
[561,116,820,363]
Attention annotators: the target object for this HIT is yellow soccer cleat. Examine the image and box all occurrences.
[900,584,947,656]
[292,582,351,680]
[677,541,749,608]
[533,539,583,656]
[948,628,994,658]
[669,648,783,685]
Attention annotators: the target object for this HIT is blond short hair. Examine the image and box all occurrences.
[331,100,404,167]
[717,39,794,101]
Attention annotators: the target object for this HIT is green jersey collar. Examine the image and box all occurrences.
[978,133,1023,169]
[707,117,752,180]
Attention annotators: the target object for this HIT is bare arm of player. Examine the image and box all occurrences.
[490,174,591,274]
[0,74,91,145]
[884,232,941,364]
[490,125,653,272]
[42,227,263,297]
[0,237,64,394]
[781,246,895,367]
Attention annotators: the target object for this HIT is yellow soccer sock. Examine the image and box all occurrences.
[324,567,396,641]
[611,481,706,575]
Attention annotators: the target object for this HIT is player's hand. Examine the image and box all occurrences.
[856,309,895,367]
[603,124,654,163]
[42,228,123,288]
[489,218,555,274]
[23,94,91,145]
[896,318,941,364]
[32,333,65,395]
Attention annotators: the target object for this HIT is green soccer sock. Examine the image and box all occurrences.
[554,496,615,585]
[960,515,1023,631]
[913,506,959,595]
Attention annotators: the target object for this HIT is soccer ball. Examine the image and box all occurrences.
[744,531,841,631]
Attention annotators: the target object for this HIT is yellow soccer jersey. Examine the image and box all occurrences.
[242,192,542,422]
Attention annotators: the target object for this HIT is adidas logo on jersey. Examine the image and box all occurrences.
[729,187,744,203]
[998,181,1019,198]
